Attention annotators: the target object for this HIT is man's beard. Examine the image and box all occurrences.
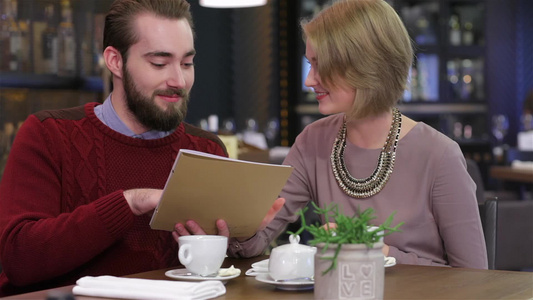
[123,66,189,132]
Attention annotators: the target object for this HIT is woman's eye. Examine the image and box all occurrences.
[151,63,165,68]
[183,63,194,68]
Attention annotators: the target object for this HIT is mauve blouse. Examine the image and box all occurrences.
[229,113,488,269]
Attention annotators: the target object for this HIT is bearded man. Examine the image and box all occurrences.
[0,0,229,296]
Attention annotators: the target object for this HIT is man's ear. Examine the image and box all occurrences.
[103,46,123,79]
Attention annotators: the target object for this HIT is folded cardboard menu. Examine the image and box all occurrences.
[149,149,293,237]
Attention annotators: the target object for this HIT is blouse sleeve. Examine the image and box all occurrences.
[422,143,489,269]
[431,142,488,268]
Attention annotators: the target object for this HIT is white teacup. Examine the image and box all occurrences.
[368,226,384,242]
[269,235,317,281]
[178,235,227,276]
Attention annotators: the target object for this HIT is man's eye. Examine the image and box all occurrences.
[151,63,165,68]
[182,63,194,68]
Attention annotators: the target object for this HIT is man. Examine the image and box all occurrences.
[0,0,278,296]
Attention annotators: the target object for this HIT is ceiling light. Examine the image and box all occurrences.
[199,0,267,8]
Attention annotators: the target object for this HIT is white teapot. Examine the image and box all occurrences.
[268,234,317,281]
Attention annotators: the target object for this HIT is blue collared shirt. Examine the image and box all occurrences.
[94,94,173,139]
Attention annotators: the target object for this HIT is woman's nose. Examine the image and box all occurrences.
[304,68,318,88]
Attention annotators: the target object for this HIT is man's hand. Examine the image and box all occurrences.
[172,197,286,242]
[172,219,229,242]
[123,188,162,216]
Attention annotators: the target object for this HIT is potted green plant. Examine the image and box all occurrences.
[288,202,403,300]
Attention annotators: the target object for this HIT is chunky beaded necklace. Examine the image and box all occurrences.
[331,108,402,198]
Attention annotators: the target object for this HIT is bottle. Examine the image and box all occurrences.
[10,0,29,72]
[0,0,22,71]
[42,4,58,74]
[447,60,461,99]
[207,115,219,134]
[80,12,93,76]
[460,59,474,100]
[462,22,474,46]
[0,0,13,71]
[58,0,76,76]
[18,18,31,72]
[449,14,461,46]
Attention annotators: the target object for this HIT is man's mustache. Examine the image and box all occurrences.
[153,89,188,98]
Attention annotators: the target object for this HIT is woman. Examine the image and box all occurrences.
[228,0,487,269]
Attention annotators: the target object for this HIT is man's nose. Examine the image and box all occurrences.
[167,66,187,88]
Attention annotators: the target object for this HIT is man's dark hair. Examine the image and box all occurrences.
[103,0,194,64]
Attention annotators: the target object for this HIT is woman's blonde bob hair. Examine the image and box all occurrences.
[301,0,413,119]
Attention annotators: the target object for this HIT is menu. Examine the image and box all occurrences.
[149,149,293,237]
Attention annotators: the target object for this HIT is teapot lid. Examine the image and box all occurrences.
[289,234,301,244]
[272,234,316,253]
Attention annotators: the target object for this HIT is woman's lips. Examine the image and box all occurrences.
[315,92,328,101]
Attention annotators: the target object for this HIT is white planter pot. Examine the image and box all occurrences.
[314,242,384,300]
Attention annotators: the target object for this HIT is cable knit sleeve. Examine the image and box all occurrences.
[0,115,135,286]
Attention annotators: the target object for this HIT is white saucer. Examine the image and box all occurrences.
[246,259,270,276]
[245,268,268,276]
[251,259,269,271]
[165,268,239,284]
[255,274,314,291]
[384,256,397,268]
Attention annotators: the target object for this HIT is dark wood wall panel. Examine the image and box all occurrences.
[516,0,533,117]
[232,3,278,132]
[486,0,517,145]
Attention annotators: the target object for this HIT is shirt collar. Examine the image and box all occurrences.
[94,94,173,139]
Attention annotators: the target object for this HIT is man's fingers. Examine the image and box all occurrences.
[185,220,207,235]
[172,231,181,243]
[216,219,230,238]
[173,220,227,243]
[174,223,190,236]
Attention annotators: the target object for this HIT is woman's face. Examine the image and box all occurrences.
[304,40,356,116]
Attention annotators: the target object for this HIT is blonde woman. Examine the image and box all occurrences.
[228,0,488,269]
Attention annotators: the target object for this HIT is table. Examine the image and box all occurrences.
[5,256,533,299]
[490,166,533,183]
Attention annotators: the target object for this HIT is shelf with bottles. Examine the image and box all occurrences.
[404,109,489,141]
[393,0,487,104]
[403,56,485,103]
[296,100,487,117]
[393,0,485,47]
[0,0,109,90]
[0,73,103,91]
[294,102,490,146]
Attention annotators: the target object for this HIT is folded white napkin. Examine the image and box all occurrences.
[511,160,533,171]
[72,275,225,300]
[245,259,269,276]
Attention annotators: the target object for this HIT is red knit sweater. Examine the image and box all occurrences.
[0,102,227,296]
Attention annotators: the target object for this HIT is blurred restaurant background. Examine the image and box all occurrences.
[0,0,532,270]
